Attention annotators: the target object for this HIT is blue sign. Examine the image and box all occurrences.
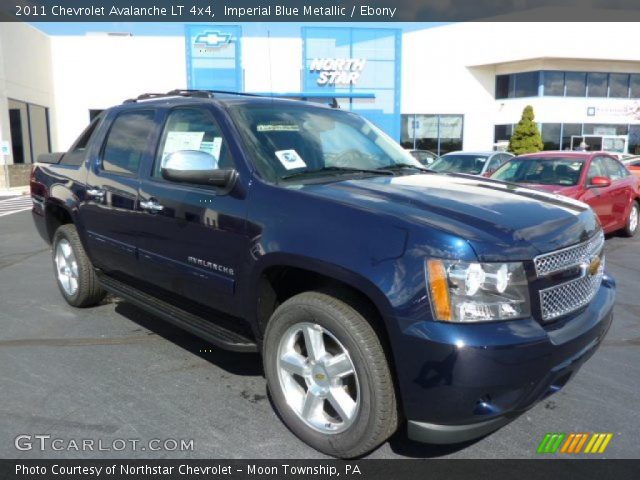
[302,27,402,141]
[186,25,242,91]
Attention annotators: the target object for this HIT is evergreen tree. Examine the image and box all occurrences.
[508,105,544,154]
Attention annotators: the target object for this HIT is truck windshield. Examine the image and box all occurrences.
[492,157,584,186]
[227,103,423,183]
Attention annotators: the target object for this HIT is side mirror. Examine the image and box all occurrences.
[589,176,611,188]
[161,150,236,189]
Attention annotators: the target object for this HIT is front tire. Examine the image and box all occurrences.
[622,200,639,237]
[263,291,398,458]
[52,224,106,307]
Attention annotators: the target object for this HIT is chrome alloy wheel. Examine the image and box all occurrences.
[55,238,79,296]
[630,203,638,233]
[277,322,360,434]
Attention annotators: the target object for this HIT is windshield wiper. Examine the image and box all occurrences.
[379,163,433,173]
[281,166,394,180]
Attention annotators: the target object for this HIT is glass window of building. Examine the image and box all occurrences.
[561,124,582,150]
[8,99,31,164]
[587,72,608,97]
[28,105,51,164]
[543,71,564,96]
[438,115,464,154]
[515,72,539,97]
[565,72,587,97]
[494,124,513,143]
[631,75,640,98]
[541,123,561,150]
[609,74,630,98]
[402,114,463,155]
[629,125,640,155]
[495,75,514,99]
[583,124,628,135]
[400,115,414,149]
[7,99,51,164]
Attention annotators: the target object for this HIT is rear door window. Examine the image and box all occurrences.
[101,110,156,175]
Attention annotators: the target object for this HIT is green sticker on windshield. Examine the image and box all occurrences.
[257,123,300,132]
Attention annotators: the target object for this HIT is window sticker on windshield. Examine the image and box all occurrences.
[257,123,300,132]
[163,131,205,158]
[275,149,307,170]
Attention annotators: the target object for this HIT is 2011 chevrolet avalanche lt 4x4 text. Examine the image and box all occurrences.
[31,90,615,458]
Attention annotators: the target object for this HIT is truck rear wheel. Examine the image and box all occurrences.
[52,224,105,307]
[263,291,398,458]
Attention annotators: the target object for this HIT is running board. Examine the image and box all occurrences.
[98,274,258,352]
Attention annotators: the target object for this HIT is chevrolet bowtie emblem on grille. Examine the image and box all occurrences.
[581,255,601,277]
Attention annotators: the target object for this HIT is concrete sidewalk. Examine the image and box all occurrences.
[0,185,29,197]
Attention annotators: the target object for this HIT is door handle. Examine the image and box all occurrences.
[86,188,105,200]
[139,199,164,212]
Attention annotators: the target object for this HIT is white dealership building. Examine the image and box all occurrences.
[1,20,640,187]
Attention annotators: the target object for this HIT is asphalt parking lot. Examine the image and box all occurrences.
[1,207,639,459]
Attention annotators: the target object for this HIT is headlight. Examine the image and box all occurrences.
[426,259,530,322]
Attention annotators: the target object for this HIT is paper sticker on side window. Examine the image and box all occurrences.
[163,131,205,159]
[275,150,307,170]
[200,137,223,160]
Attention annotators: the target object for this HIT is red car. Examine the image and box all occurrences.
[491,151,640,236]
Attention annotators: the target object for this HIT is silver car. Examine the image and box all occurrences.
[430,150,514,177]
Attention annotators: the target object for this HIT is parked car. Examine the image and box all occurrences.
[407,149,438,166]
[623,155,640,177]
[31,90,614,458]
[429,150,514,177]
[491,151,640,236]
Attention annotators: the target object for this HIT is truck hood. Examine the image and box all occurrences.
[301,173,600,261]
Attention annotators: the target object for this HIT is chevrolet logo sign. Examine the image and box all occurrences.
[194,31,232,48]
[588,255,601,276]
[580,255,601,278]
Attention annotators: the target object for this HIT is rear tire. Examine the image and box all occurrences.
[263,291,398,458]
[621,200,639,237]
[52,224,106,307]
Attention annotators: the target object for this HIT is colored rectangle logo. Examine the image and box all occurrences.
[537,433,613,454]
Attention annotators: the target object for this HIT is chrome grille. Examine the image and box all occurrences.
[535,231,605,322]
[534,231,605,277]
[539,260,604,321]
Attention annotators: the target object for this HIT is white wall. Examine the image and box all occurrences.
[0,23,55,165]
[401,22,640,150]
[242,36,302,93]
[50,35,186,150]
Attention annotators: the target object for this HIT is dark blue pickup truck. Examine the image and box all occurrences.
[31,90,615,458]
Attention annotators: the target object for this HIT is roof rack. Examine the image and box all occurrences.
[123,89,260,104]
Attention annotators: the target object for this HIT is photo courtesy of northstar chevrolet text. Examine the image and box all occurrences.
[0,0,639,477]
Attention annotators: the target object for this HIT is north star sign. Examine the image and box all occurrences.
[310,58,367,86]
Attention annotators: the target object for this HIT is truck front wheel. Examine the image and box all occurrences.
[52,224,105,307]
[263,291,398,458]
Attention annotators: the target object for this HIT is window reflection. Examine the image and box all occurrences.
[496,70,640,99]
[7,99,51,164]
[402,114,463,156]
